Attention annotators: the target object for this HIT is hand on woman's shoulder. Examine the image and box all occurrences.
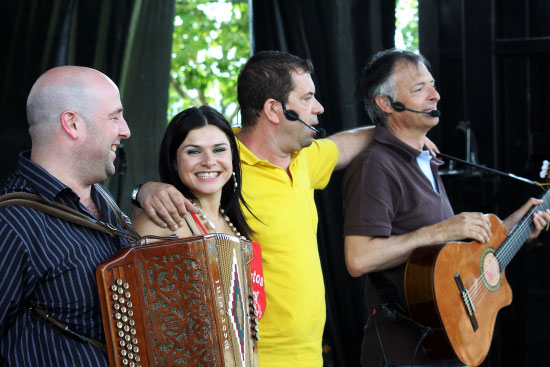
[133,211,178,238]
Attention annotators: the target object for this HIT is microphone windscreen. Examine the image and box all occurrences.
[430,110,441,118]
[316,128,327,139]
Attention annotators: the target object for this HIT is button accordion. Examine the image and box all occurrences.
[96,233,259,367]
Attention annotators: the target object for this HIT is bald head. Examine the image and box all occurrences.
[26,66,117,142]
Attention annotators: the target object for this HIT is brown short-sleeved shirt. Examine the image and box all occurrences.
[342,127,455,367]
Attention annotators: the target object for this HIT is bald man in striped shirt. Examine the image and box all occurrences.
[0,66,133,366]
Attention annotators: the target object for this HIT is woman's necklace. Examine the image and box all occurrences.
[194,202,245,240]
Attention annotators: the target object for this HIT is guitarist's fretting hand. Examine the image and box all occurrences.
[503,198,550,239]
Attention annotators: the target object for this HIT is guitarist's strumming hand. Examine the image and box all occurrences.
[432,212,493,244]
[503,198,550,239]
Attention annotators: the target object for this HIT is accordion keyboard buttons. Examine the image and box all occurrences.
[110,278,140,367]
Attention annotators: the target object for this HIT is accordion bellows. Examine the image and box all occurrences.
[96,233,259,367]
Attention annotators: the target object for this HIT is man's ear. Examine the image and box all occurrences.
[60,110,80,140]
[375,94,393,114]
[263,98,282,124]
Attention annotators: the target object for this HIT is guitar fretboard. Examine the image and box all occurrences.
[496,189,550,269]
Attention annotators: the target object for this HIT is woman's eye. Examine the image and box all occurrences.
[214,147,227,153]
[187,149,200,155]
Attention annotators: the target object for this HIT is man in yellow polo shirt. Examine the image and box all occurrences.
[136,51,376,366]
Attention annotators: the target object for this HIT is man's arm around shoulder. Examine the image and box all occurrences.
[327,126,374,171]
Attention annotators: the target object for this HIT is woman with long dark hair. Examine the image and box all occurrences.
[133,105,253,239]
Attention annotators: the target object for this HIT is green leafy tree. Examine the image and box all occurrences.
[169,0,250,122]
[395,0,419,51]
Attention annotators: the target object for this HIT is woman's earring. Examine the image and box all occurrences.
[232,171,238,192]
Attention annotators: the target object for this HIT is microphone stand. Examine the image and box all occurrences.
[437,152,543,187]
[117,143,127,204]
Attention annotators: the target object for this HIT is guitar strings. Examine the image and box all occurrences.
[451,185,550,310]
[468,216,533,305]
[461,200,548,307]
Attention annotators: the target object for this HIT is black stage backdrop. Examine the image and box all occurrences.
[418,1,550,366]
[2,1,550,366]
[253,1,550,366]
[0,0,175,213]
[251,1,396,366]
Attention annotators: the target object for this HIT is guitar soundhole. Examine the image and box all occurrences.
[481,251,501,290]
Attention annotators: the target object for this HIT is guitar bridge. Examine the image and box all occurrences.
[454,273,479,331]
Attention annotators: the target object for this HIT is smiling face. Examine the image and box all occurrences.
[78,75,130,183]
[175,125,233,199]
[391,61,440,132]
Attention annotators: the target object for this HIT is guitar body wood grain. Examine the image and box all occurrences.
[405,214,513,367]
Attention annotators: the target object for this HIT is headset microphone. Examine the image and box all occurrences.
[391,101,441,118]
[280,101,327,138]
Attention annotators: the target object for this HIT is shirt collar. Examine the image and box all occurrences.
[374,126,442,165]
[18,150,76,204]
[233,126,298,168]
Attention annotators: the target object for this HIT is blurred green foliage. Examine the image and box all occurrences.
[169,0,250,123]
[395,0,419,51]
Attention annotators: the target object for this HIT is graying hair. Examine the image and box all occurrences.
[361,48,430,126]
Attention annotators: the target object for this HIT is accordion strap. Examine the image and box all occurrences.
[0,188,139,353]
[29,304,107,353]
[0,189,138,241]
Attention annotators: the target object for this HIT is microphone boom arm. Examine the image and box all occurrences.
[437,152,541,187]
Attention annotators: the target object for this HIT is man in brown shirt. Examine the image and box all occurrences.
[342,48,550,366]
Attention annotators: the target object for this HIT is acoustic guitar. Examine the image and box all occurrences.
[404,189,550,366]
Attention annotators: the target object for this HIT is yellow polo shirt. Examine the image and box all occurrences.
[236,134,338,367]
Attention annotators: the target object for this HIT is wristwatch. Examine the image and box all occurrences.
[131,184,143,209]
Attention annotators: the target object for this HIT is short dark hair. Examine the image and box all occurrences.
[158,106,253,238]
[237,50,314,127]
[360,48,431,126]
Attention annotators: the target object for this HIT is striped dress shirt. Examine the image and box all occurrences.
[0,151,133,366]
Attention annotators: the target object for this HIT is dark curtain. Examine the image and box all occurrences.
[0,0,175,214]
[251,1,396,365]
[419,1,550,366]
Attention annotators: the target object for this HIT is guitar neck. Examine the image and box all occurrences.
[496,189,550,269]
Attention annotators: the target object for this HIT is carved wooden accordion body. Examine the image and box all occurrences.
[96,233,259,367]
